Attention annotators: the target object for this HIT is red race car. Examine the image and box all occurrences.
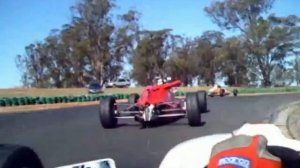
[99,80,207,128]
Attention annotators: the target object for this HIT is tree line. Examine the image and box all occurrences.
[16,0,300,88]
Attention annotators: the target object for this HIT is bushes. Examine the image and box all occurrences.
[175,92,186,97]
[0,99,5,106]
[2,87,300,107]
[0,94,131,107]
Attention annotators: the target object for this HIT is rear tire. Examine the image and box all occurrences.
[128,93,139,104]
[197,91,207,113]
[186,92,201,126]
[99,97,117,128]
[0,144,43,168]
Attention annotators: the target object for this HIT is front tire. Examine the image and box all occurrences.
[186,92,201,126]
[99,97,117,128]
[197,91,207,113]
[0,144,43,168]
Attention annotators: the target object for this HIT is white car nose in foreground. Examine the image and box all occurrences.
[159,123,300,168]
[56,158,116,168]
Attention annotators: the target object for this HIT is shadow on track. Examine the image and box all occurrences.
[150,116,184,128]
[149,118,206,128]
[114,117,206,129]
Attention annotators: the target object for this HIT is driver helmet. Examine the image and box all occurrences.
[207,135,282,168]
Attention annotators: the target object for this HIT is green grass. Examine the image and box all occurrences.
[232,87,300,94]
[1,86,300,98]
[0,87,209,98]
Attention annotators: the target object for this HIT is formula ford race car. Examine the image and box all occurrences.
[0,123,299,168]
[99,80,207,128]
[207,85,238,97]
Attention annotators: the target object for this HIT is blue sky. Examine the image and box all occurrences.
[0,0,299,88]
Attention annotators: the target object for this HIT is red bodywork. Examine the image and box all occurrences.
[137,80,181,106]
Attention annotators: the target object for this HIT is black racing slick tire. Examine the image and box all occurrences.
[186,92,201,126]
[99,97,117,129]
[267,146,300,168]
[128,93,139,104]
[197,91,207,113]
[0,144,44,168]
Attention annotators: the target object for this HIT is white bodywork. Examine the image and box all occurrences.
[114,78,130,87]
[208,85,219,93]
[106,78,130,88]
[143,104,156,121]
[207,86,231,96]
[57,158,116,168]
[159,123,300,168]
[106,82,115,88]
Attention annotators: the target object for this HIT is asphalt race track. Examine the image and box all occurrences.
[1,94,300,168]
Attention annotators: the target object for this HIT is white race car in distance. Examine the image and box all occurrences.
[207,85,238,97]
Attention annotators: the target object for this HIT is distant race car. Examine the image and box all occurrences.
[99,80,207,128]
[207,85,238,97]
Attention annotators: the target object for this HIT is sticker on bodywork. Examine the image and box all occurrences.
[218,156,250,168]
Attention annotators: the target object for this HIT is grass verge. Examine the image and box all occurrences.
[2,86,300,98]
[0,87,209,97]
[235,87,300,94]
